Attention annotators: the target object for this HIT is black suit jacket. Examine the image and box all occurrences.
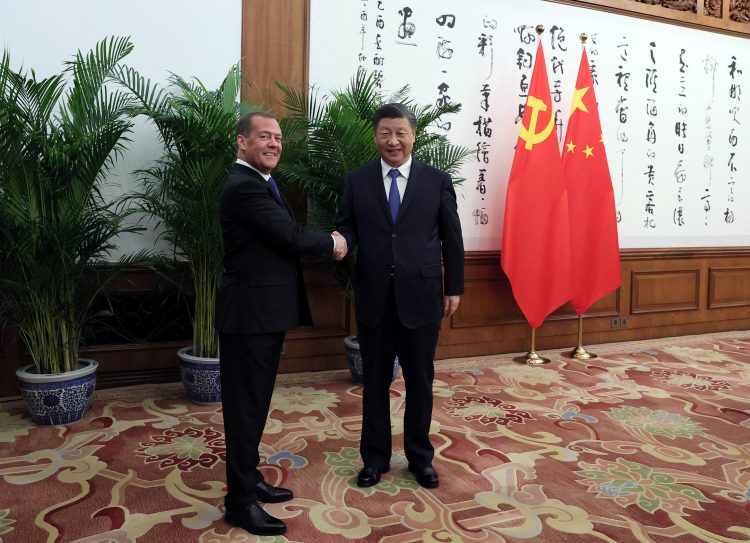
[215,163,332,334]
[336,159,464,328]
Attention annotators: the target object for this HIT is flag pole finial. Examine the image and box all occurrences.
[536,24,545,35]
[580,33,588,44]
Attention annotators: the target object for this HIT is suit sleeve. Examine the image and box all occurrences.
[335,173,358,251]
[227,179,333,257]
[439,173,465,296]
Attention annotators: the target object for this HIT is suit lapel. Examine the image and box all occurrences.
[367,161,392,223]
[235,163,291,217]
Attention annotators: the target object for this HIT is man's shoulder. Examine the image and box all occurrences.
[231,162,267,181]
[222,164,264,195]
[411,159,448,178]
[347,159,381,179]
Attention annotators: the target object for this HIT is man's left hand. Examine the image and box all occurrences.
[443,295,461,318]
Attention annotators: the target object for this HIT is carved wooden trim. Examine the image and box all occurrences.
[546,0,750,37]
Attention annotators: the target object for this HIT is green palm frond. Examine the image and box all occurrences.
[117,63,258,358]
[0,37,145,374]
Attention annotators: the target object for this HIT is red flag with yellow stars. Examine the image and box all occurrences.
[501,40,572,329]
[562,47,621,315]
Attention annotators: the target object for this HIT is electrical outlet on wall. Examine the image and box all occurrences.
[611,318,619,328]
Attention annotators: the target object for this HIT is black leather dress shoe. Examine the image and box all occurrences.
[256,480,293,503]
[409,465,439,488]
[224,502,286,536]
[357,465,390,488]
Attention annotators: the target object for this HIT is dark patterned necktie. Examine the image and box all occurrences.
[267,176,280,198]
[388,168,401,221]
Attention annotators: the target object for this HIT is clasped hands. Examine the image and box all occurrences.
[332,231,348,261]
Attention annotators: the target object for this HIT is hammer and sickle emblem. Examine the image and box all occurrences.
[519,96,555,150]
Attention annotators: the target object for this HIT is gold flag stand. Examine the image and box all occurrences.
[511,23,550,367]
[513,327,550,365]
[565,314,598,360]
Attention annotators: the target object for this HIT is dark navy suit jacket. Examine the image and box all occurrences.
[336,158,464,328]
[215,163,332,334]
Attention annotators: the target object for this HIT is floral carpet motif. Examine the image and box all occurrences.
[1,331,749,542]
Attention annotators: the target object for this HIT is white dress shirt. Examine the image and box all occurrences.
[381,156,412,204]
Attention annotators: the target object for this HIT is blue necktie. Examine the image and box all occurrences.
[267,175,280,199]
[388,168,401,221]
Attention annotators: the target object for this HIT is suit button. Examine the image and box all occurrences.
[392,233,397,238]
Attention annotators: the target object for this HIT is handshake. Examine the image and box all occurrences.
[332,231,348,261]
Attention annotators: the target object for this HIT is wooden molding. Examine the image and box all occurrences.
[631,269,700,314]
[708,266,750,308]
[545,0,750,37]
[2,248,750,399]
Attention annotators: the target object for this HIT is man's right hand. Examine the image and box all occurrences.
[332,231,348,261]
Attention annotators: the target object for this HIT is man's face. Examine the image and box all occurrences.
[237,116,282,174]
[374,116,415,168]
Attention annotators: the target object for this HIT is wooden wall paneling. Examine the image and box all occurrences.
[281,263,351,373]
[0,327,22,400]
[450,255,524,329]
[242,0,311,114]
[708,266,750,308]
[435,249,750,361]
[82,341,186,390]
[631,269,701,313]
[4,249,749,401]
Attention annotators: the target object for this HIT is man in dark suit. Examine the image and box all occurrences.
[216,111,346,536]
[336,103,464,490]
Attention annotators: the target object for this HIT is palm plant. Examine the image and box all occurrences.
[0,36,144,375]
[276,68,473,297]
[117,64,258,359]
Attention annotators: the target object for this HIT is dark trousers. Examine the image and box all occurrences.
[357,281,440,471]
[219,330,284,509]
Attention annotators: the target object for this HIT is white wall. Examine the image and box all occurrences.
[310,0,750,250]
[1,0,242,257]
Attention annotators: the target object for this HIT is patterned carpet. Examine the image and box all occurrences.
[1,331,749,543]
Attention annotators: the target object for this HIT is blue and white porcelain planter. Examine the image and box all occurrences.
[344,335,400,384]
[15,359,98,425]
[177,346,221,405]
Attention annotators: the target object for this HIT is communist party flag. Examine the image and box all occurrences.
[561,47,621,315]
[501,40,572,330]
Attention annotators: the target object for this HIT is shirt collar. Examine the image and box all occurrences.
[236,158,271,181]
[380,156,412,180]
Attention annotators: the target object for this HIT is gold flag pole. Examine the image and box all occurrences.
[566,314,598,360]
[563,32,599,362]
[514,326,551,365]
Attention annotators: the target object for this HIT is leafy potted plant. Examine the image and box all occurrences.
[276,69,472,382]
[117,64,258,403]
[0,37,144,424]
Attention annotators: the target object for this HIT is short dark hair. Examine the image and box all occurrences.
[373,103,417,131]
[236,111,276,137]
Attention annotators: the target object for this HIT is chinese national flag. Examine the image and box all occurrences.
[561,48,621,315]
[501,41,572,330]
